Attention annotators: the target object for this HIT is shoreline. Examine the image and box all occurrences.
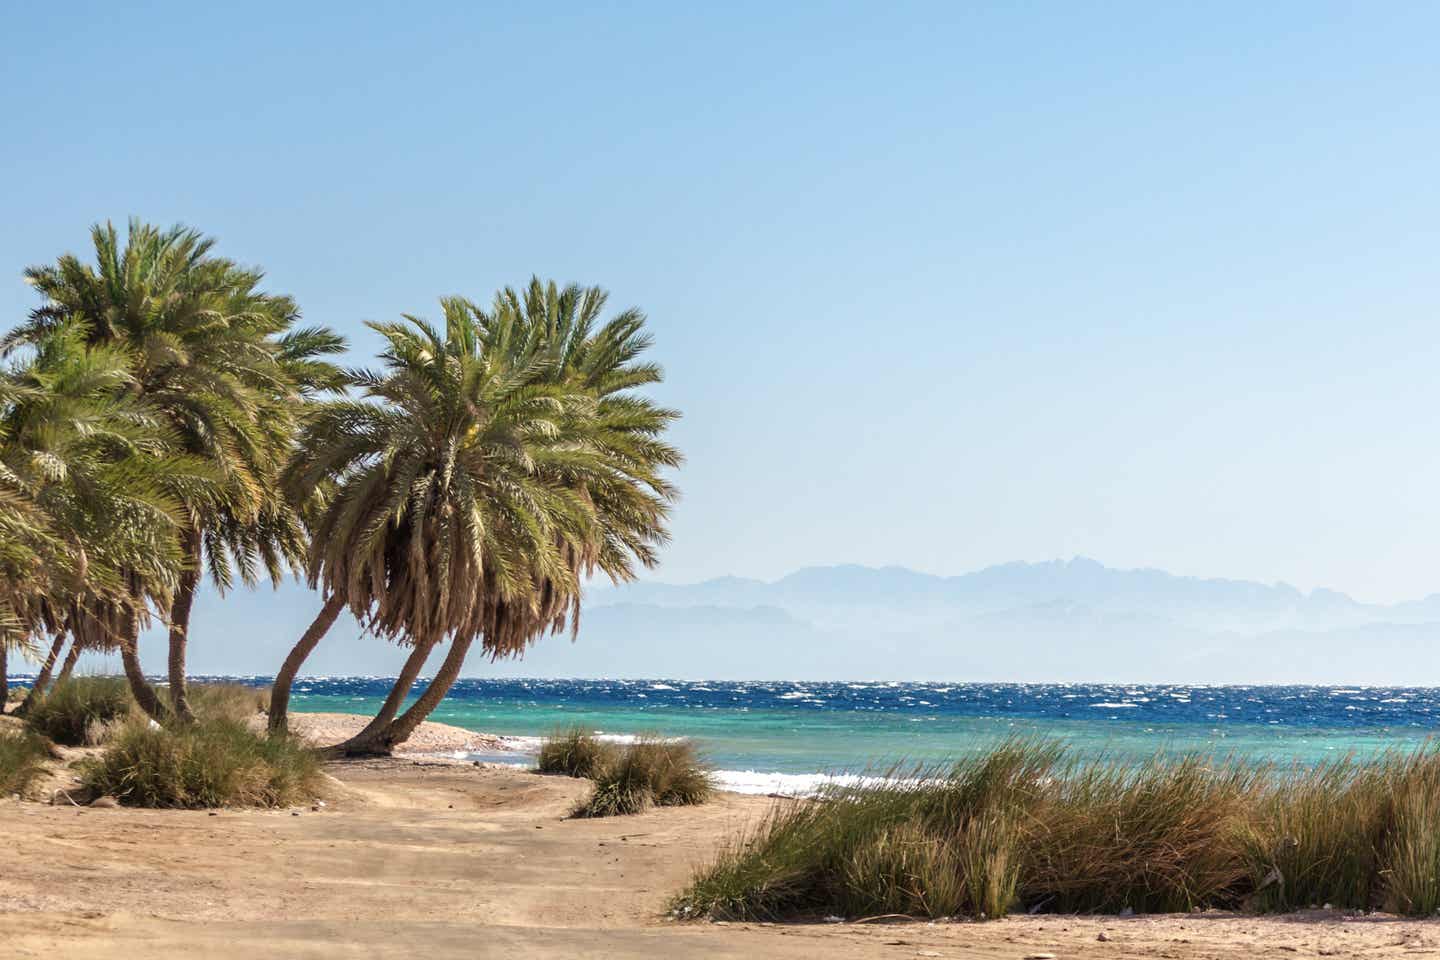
[284,714,849,796]
[284,715,895,797]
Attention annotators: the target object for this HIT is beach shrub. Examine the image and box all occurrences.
[572,737,713,818]
[537,726,619,778]
[80,717,319,808]
[25,677,133,746]
[674,740,1440,922]
[0,728,52,794]
[187,682,271,722]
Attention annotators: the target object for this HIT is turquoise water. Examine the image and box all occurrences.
[278,678,1440,787]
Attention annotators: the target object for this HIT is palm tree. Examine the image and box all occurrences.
[362,280,679,752]
[0,323,212,715]
[11,220,343,721]
[270,284,678,753]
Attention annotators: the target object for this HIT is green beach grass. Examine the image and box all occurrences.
[0,728,54,794]
[537,729,714,817]
[24,677,134,746]
[673,739,1440,920]
[537,726,621,779]
[80,717,319,809]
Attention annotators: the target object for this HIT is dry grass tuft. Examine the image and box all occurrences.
[187,682,271,722]
[25,677,133,746]
[570,737,713,818]
[537,726,619,778]
[0,728,53,794]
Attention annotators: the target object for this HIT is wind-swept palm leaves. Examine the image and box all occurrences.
[3,232,680,756]
[0,324,215,714]
[10,221,344,720]
[271,282,678,753]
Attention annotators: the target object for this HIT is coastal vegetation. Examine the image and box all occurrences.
[572,736,713,817]
[537,728,713,816]
[538,726,620,778]
[673,739,1440,920]
[80,717,319,808]
[1,219,678,777]
[269,286,678,756]
[0,727,53,793]
[23,676,133,745]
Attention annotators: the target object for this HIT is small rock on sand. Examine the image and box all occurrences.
[89,796,119,809]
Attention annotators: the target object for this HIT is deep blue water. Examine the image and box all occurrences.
[268,678,1440,784]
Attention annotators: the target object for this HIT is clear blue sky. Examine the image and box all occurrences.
[5,1,1440,610]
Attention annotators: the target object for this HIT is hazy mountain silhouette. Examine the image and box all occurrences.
[563,557,1440,683]
[596,556,1434,633]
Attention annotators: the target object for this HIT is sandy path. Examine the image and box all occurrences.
[2,760,1437,959]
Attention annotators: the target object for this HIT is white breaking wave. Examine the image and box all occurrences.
[593,732,685,745]
[711,770,892,796]
[1090,702,1139,709]
[489,731,683,755]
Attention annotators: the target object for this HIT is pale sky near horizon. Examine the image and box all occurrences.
[5,2,1440,608]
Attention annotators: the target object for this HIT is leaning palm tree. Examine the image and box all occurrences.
[353,280,680,751]
[269,287,678,753]
[11,220,343,721]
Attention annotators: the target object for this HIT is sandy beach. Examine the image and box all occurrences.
[0,715,1434,959]
[266,710,510,755]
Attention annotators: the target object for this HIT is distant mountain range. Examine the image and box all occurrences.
[70,557,1440,683]
[556,558,1440,683]
[594,557,1440,633]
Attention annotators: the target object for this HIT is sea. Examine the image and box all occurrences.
[263,678,1440,795]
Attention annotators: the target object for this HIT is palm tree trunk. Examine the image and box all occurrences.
[324,639,435,756]
[268,593,345,736]
[119,606,168,723]
[1,644,8,713]
[15,632,67,717]
[342,634,475,756]
[55,638,81,686]
[167,526,202,723]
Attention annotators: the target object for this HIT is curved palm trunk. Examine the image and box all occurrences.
[55,639,81,686]
[167,526,202,723]
[342,635,475,756]
[268,593,346,736]
[16,632,67,717]
[119,606,168,723]
[324,639,436,756]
